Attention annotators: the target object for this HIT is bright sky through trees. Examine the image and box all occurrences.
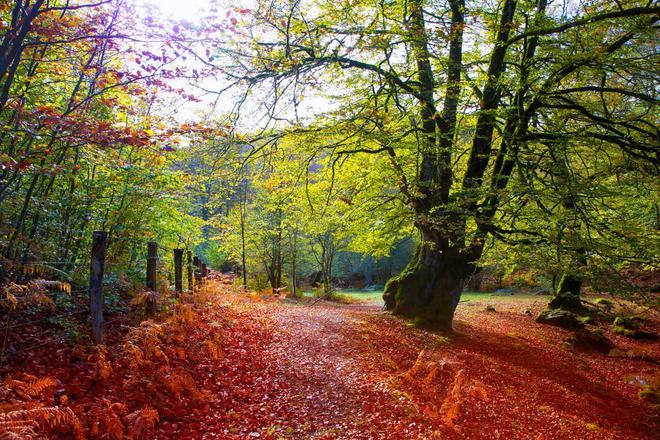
[138,0,210,20]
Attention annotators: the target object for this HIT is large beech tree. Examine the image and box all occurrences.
[209,0,658,329]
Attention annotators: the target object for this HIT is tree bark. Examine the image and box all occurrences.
[383,228,473,331]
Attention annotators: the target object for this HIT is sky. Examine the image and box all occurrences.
[137,0,211,21]
[126,0,333,130]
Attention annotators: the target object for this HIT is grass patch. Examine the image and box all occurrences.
[302,289,550,305]
[303,289,384,303]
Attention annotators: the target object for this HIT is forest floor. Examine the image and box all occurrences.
[2,279,659,439]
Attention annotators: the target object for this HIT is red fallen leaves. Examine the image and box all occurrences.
[2,286,657,439]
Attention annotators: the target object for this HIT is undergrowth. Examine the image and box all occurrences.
[0,281,227,439]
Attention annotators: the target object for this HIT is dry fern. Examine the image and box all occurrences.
[158,370,207,401]
[0,281,62,311]
[0,407,84,440]
[21,264,51,278]
[126,407,158,439]
[203,333,223,361]
[130,290,161,315]
[123,321,166,367]
[90,399,126,440]
[1,284,27,311]
[88,345,113,381]
[27,280,71,295]
[4,375,56,400]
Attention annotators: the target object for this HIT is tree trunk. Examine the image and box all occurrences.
[557,274,582,296]
[383,229,472,331]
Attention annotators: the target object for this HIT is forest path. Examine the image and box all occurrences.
[262,301,420,438]
[157,285,659,439]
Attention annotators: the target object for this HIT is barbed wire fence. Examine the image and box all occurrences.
[1,229,210,355]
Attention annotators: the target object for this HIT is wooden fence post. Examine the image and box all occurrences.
[89,231,107,344]
[174,248,183,295]
[146,242,157,291]
[186,250,193,291]
[193,256,201,286]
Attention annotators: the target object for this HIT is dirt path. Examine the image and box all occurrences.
[175,300,430,439]
[262,303,431,438]
[162,291,658,439]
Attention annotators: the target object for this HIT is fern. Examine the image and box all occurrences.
[0,407,84,440]
[130,290,161,315]
[126,407,158,439]
[4,375,56,399]
[88,345,113,381]
[90,399,126,440]
[0,281,57,311]
[203,338,222,361]
[439,369,466,429]
[27,280,71,295]
[158,370,208,401]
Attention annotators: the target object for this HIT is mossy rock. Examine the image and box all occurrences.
[612,316,656,340]
[613,316,632,328]
[579,316,595,325]
[607,348,628,358]
[639,386,660,405]
[548,293,584,312]
[594,297,613,308]
[536,309,584,329]
[612,325,656,340]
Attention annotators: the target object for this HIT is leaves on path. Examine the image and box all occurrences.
[1,283,657,438]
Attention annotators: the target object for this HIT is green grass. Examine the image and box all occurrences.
[302,289,383,302]
[460,292,549,302]
[303,289,549,305]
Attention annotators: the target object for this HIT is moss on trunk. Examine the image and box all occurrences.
[383,241,469,331]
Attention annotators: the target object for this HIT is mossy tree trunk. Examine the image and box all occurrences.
[383,228,475,331]
[557,273,582,296]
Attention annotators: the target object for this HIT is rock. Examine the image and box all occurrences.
[639,386,660,404]
[536,309,584,329]
[594,297,613,308]
[569,329,613,353]
[612,325,656,340]
[484,305,496,312]
[579,316,595,325]
[612,316,657,340]
[548,293,584,312]
[613,316,629,327]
